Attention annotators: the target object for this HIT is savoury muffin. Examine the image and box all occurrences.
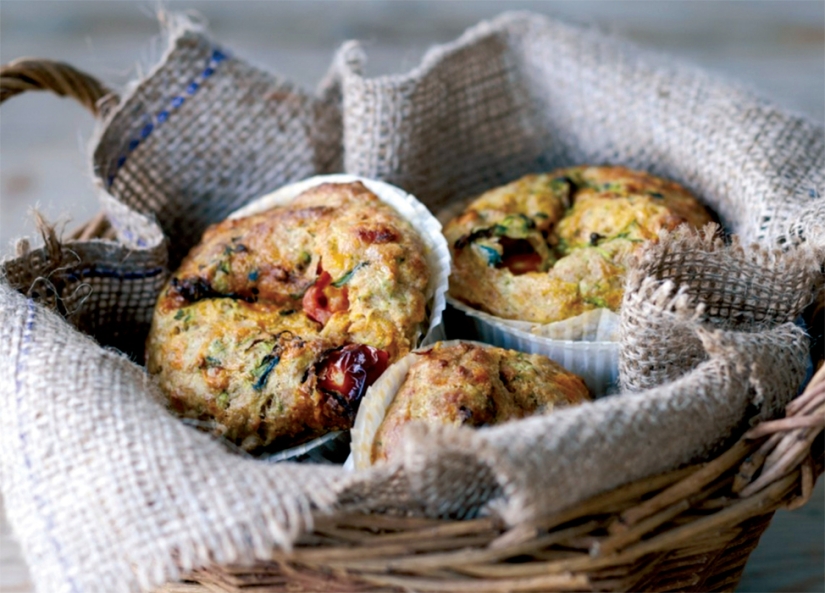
[370,341,590,463]
[146,181,431,452]
[444,166,713,323]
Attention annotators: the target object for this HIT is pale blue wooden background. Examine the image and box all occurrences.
[1,2,823,592]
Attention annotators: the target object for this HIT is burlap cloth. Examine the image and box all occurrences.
[1,12,823,593]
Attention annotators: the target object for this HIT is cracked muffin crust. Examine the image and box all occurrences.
[146,181,431,452]
[371,342,591,463]
[444,166,714,323]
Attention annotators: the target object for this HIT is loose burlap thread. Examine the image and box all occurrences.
[1,12,823,593]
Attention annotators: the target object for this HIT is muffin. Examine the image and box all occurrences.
[364,341,591,464]
[146,181,433,452]
[444,166,714,324]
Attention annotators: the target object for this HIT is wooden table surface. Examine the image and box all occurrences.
[1,2,823,591]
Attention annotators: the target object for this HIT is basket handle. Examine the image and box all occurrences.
[0,58,116,117]
[1,58,118,242]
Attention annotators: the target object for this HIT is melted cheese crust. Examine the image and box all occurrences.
[371,342,591,463]
[444,166,713,323]
[146,182,431,451]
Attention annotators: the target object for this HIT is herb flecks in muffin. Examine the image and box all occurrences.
[147,181,431,452]
[444,167,713,324]
[371,342,590,463]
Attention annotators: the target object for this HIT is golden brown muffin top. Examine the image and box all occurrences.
[371,342,591,463]
[146,181,431,451]
[444,166,713,323]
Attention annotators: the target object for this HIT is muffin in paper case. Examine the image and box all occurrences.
[437,200,619,396]
[347,339,593,470]
[437,165,717,397]
[230,174,451,462]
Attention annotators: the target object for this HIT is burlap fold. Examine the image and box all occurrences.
[620,226,823,393]
[1,220,166,358]
[1,11,823,593]
[93,22,341,267]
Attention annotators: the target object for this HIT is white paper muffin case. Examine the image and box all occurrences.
[349,340,486,470]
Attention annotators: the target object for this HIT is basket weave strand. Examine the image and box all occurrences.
[0,59,118,241]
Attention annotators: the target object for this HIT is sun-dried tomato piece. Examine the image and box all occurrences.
[356,226,399,244]
[499,238,542,275]
[317,344,389,419]
[503,252,543,274]
[302,271,349,325]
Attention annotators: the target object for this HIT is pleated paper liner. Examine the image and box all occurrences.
[446,297,619,395]
[258,431,350,464]
[348,343,425,470]
[229,174,452,462]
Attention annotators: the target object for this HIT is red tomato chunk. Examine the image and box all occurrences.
[317,344,390,414]
[302,271,349,325]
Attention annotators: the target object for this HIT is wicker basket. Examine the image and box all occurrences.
[2,59,824,593]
